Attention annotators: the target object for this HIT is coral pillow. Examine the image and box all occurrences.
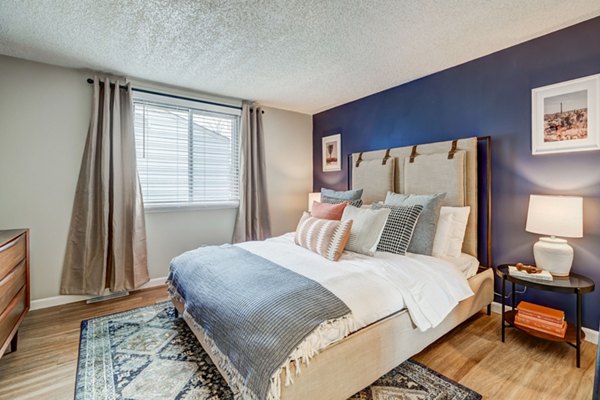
[311,201,347,220]
[295,212,353,261]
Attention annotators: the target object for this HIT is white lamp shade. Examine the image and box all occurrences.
[526,195,583,238]
[308,192,321,212]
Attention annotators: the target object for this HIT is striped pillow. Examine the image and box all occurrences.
[372,204,424,255]
[294,212,353,261]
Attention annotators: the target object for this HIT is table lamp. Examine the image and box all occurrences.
[525,194,583,276]
[308,192,321,212]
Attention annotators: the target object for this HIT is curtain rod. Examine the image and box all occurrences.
[86,78,244,111]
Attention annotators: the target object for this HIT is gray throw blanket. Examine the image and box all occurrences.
[168,245,351,400]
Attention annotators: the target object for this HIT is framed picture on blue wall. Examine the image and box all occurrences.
[532,74,600,155]
[322,134,341,171]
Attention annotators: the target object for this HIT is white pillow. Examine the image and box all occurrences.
[432,212,454,258]
[432,206,470,258]
[341,205,391,256]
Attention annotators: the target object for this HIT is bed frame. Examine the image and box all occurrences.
[173,136,494,400]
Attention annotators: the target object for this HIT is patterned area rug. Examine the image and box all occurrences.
[76,302,481,400]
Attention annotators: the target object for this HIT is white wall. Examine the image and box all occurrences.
[0,55,312,302]
[262,106,313,236]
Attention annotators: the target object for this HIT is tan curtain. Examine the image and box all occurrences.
[61,76,149,295]
[233,102,271,242]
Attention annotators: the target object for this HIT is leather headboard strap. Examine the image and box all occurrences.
[355,152,364,168]
[382,149,391,165]
[448,140,458,159]
[409,145,418,163]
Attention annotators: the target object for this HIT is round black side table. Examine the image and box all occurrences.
[495,264,595,368]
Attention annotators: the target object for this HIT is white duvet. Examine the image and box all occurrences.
[238,233,474,334]
[235,233,476,397]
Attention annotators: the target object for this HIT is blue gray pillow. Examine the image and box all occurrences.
[321,188,363,201]
[383,192,446,256]
[321,196,363,208]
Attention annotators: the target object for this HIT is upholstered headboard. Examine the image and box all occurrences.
[350,137,481,258]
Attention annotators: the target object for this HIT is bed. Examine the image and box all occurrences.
[169,136,494,400]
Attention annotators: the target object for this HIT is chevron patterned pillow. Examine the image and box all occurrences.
[294,212,353,261]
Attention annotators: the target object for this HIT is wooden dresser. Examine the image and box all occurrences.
[0,229,29,358]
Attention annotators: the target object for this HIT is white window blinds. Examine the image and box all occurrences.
[133,92,241,209]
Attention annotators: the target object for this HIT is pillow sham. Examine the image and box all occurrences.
[322,195,363,208]
[383,192,446,256]
[341,205,390,256]
[372,203,423,255]
[321,188,363,201]
[432,206,471,258]
[310,201,347,220]
[432,212,454,258]
[295,212,353,261]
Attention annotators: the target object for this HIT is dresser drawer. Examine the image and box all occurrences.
[0,260,26,314]
[0,287,26,349]
[0,234,26,279]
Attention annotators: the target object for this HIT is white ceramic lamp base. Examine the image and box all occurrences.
[533,236,573,277]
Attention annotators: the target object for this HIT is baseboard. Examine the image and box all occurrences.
[30,276,167,311]
[582,327,599,345]
[489,301,598,345]
[489,301,514,314]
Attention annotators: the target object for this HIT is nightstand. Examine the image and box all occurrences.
[495,264,595,368]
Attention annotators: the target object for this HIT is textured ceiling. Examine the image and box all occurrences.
[1,1,599,114]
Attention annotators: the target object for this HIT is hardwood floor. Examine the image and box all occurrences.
[0,285,596,399]
[413,313,596,399]
[0,286,171,400]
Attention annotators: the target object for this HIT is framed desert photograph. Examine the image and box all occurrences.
[532,74,600,155]
[322,134,341,172]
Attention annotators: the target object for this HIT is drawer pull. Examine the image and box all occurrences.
[0,240,18,253]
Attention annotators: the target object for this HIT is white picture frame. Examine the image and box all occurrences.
[532,74,600,155]
[322,134,341,172]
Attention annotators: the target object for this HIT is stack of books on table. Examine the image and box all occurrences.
[515,301,567,338]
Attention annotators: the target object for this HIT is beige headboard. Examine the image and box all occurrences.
[351,137,478,257]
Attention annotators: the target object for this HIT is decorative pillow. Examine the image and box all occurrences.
[322,195,363,208]
[372,204,423,255]
[295,212,352,261]
[341,205,391,256]
[311,201,347,220]
[384,192,446,256]
[432,206,471,258]
[321,188,363,201]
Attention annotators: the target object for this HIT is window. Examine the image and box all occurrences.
[133,91,241,210]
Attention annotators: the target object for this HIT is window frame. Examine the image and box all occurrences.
[132,90,242,213]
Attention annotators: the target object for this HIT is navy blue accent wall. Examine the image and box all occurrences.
[313,17,600,329]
